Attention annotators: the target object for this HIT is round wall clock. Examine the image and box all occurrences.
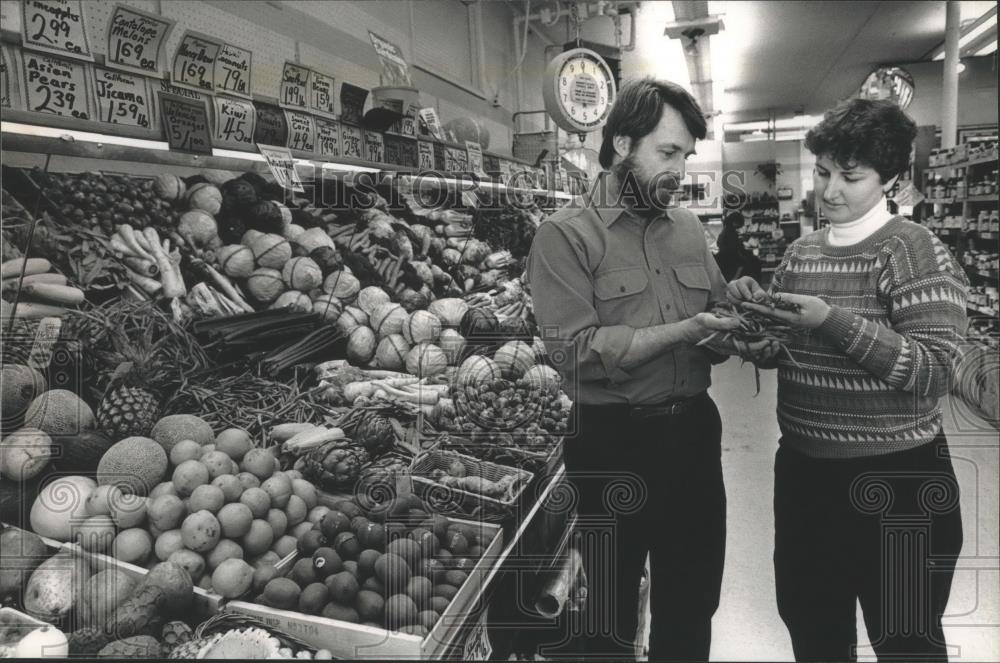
[542,48,617,133]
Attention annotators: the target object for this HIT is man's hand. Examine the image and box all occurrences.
[741,292,831,330]
[727,276,769,306]
[682,312,741,344]
[701,334,781,363]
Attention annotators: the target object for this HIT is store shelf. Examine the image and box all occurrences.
[924,198,957,205]
[926,154,1000,172]
[966,195,999,203]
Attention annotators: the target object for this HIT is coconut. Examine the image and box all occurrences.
[187,183,223,215]
[438,330,466,365]
[153,173,186,202]
[270,290,312,312]
[250,233,292,269]
[402,310,442,345]
[323,271,361,301]
[405,343,448,378]
[217,245,255,279]
[347,326,378,365]
[370,303,407,339]
[312,294,343,322]
[178,210,219,247]
[493,341,535,379]
[282,257,323,291]
[245,268,284,303]
[375,335,410,372]
[336,306,368,334]
[356,286,391,316]
[455,356,501,388]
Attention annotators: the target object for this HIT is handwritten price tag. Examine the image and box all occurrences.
[172,31,220,93]
[444,146,467,173]
[285,109,316,154]
[315,117,340,159]
[212,96,255,149]
[463,608,492,661]
[22,51,90,119]
[279,61,310,109]
[466,140,485,176]
[340,123,363,160]
[214,43,251,98]
[159,91,211,154]
[418,140,434,171]
[253,101,288,146]
[399,138,418,168]
[258,143,304,192]
[94,66,152,129]
[106,4,172,76]
[384,134,401,165]
[21,0,92,61]
[339,82,368,127]
[364,131,385,163]
[308,70,335,117]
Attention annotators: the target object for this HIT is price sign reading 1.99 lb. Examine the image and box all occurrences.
[279,61,310,109]
[172,31,221,93]
[94,66,152,129]
[21,50,91,120]
[214,43,251,98]
[20,0,93,61]
[285,109,316,154]
[213,96,255,150]
[105,4,173,76]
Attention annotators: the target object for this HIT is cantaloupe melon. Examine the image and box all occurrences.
[150,415,214,454]
[97,437,169,497]
[23,390,95,436]
[1,364,47,425]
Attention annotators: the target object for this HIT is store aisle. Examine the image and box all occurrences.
[704,359,1000,662]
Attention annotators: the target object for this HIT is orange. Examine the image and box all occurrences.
[218,502,254,538]
[240,448,275,480]
[188,484,225,514]
[172,460,210,498]
[239,488,270,519]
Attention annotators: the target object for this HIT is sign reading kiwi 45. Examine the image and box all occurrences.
[542,48,616,133]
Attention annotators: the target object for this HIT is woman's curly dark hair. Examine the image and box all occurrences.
[805,99,917,183]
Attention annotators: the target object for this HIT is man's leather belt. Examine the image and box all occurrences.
[584,392,706,419]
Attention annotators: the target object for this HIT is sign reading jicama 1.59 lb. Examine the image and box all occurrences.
[172,30,221,93]
[340,123,363,159]
[214,43,251,98]
[94,66,152,129]
[364,131,385,163]
[105,4,173,76]
[213,96,255,149]
[314,117,340,159]
[20,0,93,60]
[21,50,91,119]
[280,61,310,109]
[159,91,211,154]
[285,110,316,153]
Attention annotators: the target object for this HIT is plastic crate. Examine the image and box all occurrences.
[410,449,534,511]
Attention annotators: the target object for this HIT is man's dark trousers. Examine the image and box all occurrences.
[556,393,726,661]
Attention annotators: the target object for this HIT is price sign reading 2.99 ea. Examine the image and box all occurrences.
[21,0,93,61]
[106,4,173,76]
[172,31,221,93]
[94,67,152,129]
[213,96,255,150]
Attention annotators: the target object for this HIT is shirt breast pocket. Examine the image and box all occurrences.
[594,267,654,327]
[673,264,711,316]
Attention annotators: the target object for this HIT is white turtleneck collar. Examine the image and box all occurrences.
[826,197,894,246]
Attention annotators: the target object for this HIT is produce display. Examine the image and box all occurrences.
[1,162,568,659]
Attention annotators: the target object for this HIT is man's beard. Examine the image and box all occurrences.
[610,153,678,220]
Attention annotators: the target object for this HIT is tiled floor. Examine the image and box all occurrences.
[650,359,1000,661]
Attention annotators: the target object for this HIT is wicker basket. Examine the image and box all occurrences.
[410,449,533,514]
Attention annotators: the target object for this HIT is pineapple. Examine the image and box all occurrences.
[95,327,167,439]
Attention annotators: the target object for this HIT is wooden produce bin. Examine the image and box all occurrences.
[225,519,503,659]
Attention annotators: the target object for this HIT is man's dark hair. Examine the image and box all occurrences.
[599,77,707,169]
[805,98,917,183]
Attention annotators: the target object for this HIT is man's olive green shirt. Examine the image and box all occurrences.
[526,191,728,405]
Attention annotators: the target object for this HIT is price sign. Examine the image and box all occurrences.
[498,159,513,184]
[308,70,335,117]
[159,91,211,154]
[21,0,93,61]
[279,61,310,109]
[384,134,401,165]
[399,138,418,168]
[172,31,221,93]
[418,107,444,140]
[463,608,492,661]
[94,66,152,129]
[364,131,385,163]
[339,82,368,127]
[444,146,467,173]
[253,101,288,146]
[368,30,411,87]
[212,96,255,149]
[285,110,316,154]
[1,44,22,109]
[106,4,172,76]
[22,51,91,119]
[418,140,434,171]
[315,117,340,158]
[214,43,251,98]
[340,123,363,159]
[257,143,304,192]
[466,140,485,176]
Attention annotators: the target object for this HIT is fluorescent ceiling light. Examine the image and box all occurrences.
[0,121,169,150]
[931,7,997,59]
[725,115,822,133]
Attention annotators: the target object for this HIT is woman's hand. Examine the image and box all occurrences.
[741,292,831,330]
[727,276,769,305]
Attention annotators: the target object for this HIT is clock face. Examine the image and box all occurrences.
[543,48,616,133]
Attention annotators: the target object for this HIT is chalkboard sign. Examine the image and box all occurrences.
[285,109,316,154]
[279,61,309,109]
[20,0,93,61]
[94,66,152,129]
[171,30,220,93]
[21,50,91,119]
[340,123,363,160]
[212,96,255,150]
[105,4,173,76]
[159,91,211,154]
[214,43,251,99]
[253,101,287,146]
[315,117,340,159]
[364,130,385,164]
[309,70,335,117]
[339,82,367,127]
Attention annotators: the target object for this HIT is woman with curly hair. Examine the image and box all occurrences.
[728,99,968,661]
